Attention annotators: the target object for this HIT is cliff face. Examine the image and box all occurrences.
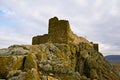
[0,17,119,80]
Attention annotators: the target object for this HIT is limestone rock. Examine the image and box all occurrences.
[0,56,24,79]
[0,43,119,80]
[7,68,40,80]
[24,53,37,70]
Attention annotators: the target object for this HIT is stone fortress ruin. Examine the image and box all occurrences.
[32,17,99,52]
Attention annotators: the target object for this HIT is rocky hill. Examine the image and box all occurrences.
[105,55,120,64]
[0,17,119,80]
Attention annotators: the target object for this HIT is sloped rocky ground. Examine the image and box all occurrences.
[0,43,119,80]
[113,64,120,77]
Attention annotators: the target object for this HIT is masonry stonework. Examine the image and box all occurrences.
[32,17,99,52]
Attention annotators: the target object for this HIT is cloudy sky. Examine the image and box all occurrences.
[0,0,120,56]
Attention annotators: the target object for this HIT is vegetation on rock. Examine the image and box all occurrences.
[0,43,119,80]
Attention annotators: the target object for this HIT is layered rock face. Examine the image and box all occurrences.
[0,17,119,80]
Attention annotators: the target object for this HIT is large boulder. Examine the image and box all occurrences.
[0,56,24,79]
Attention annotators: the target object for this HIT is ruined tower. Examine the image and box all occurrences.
[48,17,72,43]
[32,17,72,44]
[32,17,99,52]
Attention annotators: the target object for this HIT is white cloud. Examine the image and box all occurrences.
[100,43,120,56]
[75,0,88,7]
[95,0,103,7]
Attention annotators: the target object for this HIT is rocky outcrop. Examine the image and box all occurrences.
[0,17,119,80]
[0,43,119,80]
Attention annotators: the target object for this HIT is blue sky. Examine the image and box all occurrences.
[0,0,120,56]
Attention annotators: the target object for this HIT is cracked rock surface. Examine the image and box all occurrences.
[0,43,119,80]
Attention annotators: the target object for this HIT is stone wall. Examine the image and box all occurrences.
[93,43,99,52]
[32,17,72,44]
[48,17,72,43]
[32,17,91,45]
[32,34,49,45]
